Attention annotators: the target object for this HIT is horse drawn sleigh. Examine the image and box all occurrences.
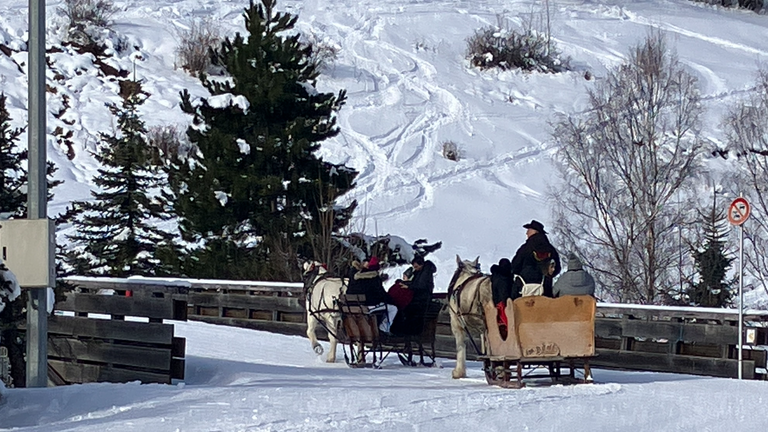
[304,255,596,387]
[336,293,444,367]
[303,261,444,368]
[447,255,596,388]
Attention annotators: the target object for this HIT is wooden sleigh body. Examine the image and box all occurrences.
[336,294,443,368]
[479,294,597,388]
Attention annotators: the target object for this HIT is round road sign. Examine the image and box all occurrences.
[728,197,751,226]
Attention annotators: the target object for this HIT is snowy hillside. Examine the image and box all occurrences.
[1,0,767,299]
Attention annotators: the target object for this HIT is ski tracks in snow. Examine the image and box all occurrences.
[325,9,467,219]
[313,1,557,221]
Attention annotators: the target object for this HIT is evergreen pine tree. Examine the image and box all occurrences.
[169,0,357,281]
[0,93,62,387]
[687,192,735,307]
[65,80,177,277]
[0,94,31,388]
[0,94,27,218]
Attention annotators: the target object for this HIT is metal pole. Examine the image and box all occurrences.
[738,221,744,380]
[26,0,48,388]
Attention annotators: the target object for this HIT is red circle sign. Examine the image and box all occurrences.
[728,197,751,226]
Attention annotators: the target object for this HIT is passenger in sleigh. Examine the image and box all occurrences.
[490,258,516,329]
[510,220,561,298]
[552,252,596,298]
[491,220,562,328]
[346,256,398,333]
[387,266,415,310]
[390,255,437,336]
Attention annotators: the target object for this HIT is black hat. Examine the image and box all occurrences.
[523,220,547,234]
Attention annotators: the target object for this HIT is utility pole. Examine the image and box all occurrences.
[26,0,48,388]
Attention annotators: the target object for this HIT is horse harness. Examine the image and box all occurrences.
[305,271,349,314]
[448,272,487,355]
[449,272,485,319]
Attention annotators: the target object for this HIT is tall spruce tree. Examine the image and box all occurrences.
[0,93,62,387]
[0,94,27,218]
[0,94,26,387]
[169,0,357,281]
[687,192,734,307]
[65,80,177,277]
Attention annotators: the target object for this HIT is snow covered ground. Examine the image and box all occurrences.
[2,0,768,428]
[2,319,768,432]
[3,0,768,296]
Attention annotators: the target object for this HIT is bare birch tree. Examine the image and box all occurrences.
[723,68,768,297]
[550,33,704,304]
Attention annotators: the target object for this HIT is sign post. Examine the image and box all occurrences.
[728,196,750,380]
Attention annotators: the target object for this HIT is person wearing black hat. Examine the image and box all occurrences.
[509,219,561,297]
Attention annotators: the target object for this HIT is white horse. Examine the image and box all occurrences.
[447,255,493,379]
[303,261,347,362]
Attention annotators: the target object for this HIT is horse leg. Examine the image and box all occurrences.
[450,308,467,379]
[325,316,339,362]
[306,313,324,356]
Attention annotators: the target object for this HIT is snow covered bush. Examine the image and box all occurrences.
[175,19,221,75]
[689,0,764,13]
[442,141,460,162]
[302,31,339,73]
[147,125,187,167]
[59,0,117,30]
[466,25,569,73]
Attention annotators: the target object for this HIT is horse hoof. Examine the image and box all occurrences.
[313,344,324,355]
[451,369,465,379]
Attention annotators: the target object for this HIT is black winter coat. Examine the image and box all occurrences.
[510,233,561,297]
[346,270,390,306]
[391,260,437,336]
[406,260,437,308]
[491,259,516,305]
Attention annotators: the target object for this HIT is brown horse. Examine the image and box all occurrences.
[447,255,493,378]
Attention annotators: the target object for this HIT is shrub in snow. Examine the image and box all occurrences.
[59,0,117,31]
[147,125,189,167]
[442,141,460,162]
[689,0,764,13]
[0,258,21,388]
[466,25,569,73]
[302,31,340,73]
[176,19,221,75]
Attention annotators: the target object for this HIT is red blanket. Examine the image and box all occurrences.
[387,281,414,310]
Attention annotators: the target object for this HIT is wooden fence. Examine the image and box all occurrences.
[594,304,768,379]
[64,276,768,380]
[48,281,187,385]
